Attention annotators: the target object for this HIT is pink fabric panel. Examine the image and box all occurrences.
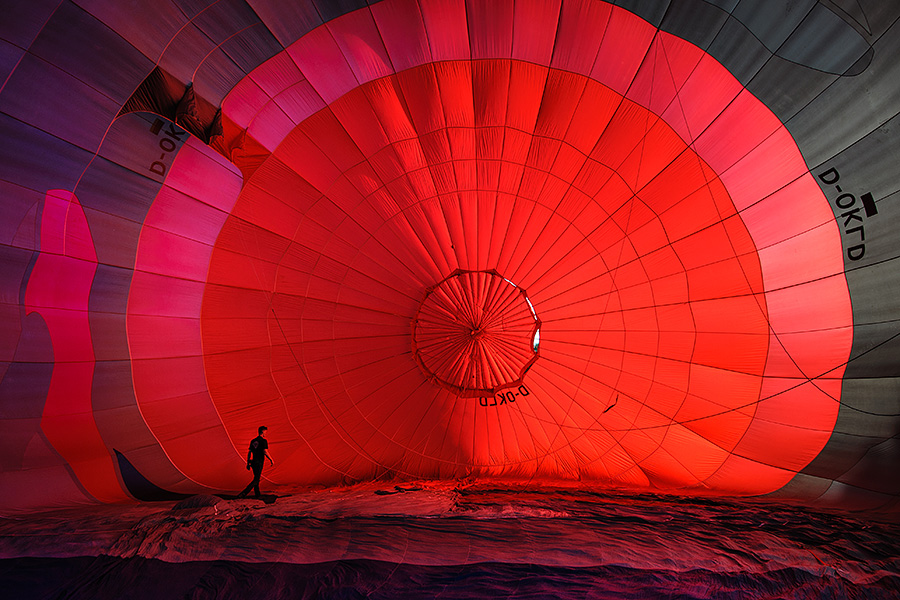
[692,90,782,186]
[419,0,469,61]
[551,0,612,74]
[372,0,432,72]
[512,0,561,64]
[590,6,657,95]
[164,138,242,212]
[248,100,297,151]
[24,191,126,503]
[328,8,395,84]
[627,33,705,117]
[661,52,743,143]
[222,75,269,129]
[274,79,326,125]
[287,25,359,103]
[466,0,514,59]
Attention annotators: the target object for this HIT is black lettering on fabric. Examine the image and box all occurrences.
[817,167,878,262]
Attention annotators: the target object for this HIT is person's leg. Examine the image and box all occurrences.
[238,462,262,498]
[252,463,263,497]
[238,474,255,498]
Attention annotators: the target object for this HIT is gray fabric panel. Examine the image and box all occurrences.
[817,480,900,510]
[89,265,136,361]
[246,0,324,47]
[803,430,886,480]
[731,0,816,52]
[778,3,872,75]
[0,181,43,247]
[218,24,284,74]
[83,208,145,270]
[185,0,285,104]
[660,0,730,50]
[91,361,194,490]
[0,38,24,86]
[809,124,900,228]
[97,113,189,186]
[746,54,835,122]
[0,345,53,420]
[765,472,833,502]
[173,0,225,20]
[77,157,161,225]
[89,313,131,363]
[0,0,59,49]
[838,376,900,423]
[191,48,248,106]
[313,0,372,23]
[0,244,34,310]
[75,0,190,63]
[705,16,771,85]
[190,0,269,43]
[615,0,672,27]
[783,13,900,167]
[838,436,900,494]
[28,1,155,104]
[702,0,739,11]
[840,320,900,378]
[0,348,53,471]
[0,53,121,152]
[92,360,141,411]
[832,0,873,35]
[157,24,223,90]
[0,114,95,193]
[802,375,900,488]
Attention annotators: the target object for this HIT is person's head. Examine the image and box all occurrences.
[258,425,268,437]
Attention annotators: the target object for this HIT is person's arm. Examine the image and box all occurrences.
[265,449,274,466]
[246,448,252,469]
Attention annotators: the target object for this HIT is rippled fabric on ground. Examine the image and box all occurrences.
[2,484,898,599]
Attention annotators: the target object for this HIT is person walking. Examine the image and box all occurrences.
[238,425,274,498]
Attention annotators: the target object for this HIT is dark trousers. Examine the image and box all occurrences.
[239,462,264,497]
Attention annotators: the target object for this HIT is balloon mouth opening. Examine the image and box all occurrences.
[412,269,541,398]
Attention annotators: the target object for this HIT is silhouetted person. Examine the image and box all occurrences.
[238,425,274,498]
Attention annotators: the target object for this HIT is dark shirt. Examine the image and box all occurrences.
[248,436,268,464]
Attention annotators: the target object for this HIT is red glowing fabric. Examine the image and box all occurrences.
[125,2,849,496]
[6,0,892,515]
[25,191,127,503]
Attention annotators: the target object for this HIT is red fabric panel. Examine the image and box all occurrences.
[473,60,510,128]
[396,65,446,134]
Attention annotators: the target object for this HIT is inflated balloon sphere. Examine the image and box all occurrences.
[0,0,896,516]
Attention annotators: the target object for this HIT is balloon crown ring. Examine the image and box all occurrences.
[412,269,541,398]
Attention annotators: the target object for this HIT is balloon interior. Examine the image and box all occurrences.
[1,0,899,598]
